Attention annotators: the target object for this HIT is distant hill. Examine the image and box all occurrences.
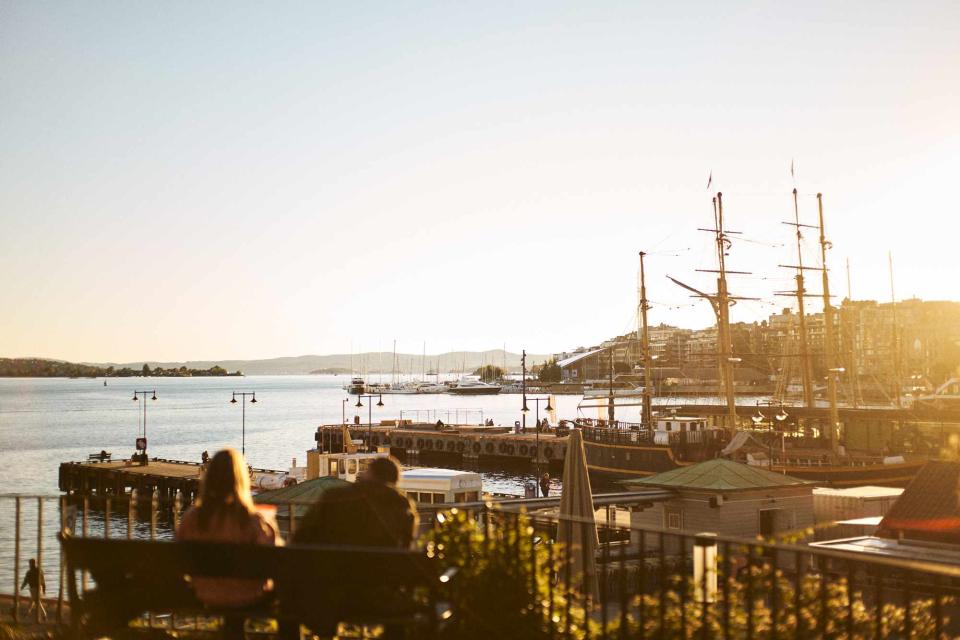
[86,350,552,376]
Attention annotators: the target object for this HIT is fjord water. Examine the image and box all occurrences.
[0,374,601,496]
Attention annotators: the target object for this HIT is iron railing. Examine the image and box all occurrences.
[3,492,959,638]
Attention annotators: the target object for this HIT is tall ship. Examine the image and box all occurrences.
[580,190,931,487]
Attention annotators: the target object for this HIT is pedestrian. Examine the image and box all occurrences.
[201,450,210,465]
[176,448,281,625]
[539,473,551,498]
[293,456,417,638]
[20,558,46,620]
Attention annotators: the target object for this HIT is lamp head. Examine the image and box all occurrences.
[545,399,554,412]
[250,393,257,404]
[151,392,157,401]
[522,401,529,413]
[376,396,384,407]
[231,394,238,404]
[133,393,138,401]
[355,398,363,408]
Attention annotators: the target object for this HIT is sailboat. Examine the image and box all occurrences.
[579,191,928,487]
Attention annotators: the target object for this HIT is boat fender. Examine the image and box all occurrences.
[520,444,528,456]
[436,439,444,451]
[507,444,515,455]
[424,439,433,450]
[544,447,553,459]
[416,438,424,450]
[457,441,465,452]
[498,442,507,454]
[447,440,456,452]
[485,442,494,454]
[529,446,537,458]
[472,442,481,453]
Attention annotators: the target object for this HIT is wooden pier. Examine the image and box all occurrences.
[58,458,284,504]
[316,423,569,469]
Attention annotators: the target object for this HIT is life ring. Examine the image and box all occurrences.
[520,444,528,456]
[472,442,481,453]
[485,442,494,454]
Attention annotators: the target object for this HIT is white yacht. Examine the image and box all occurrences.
[448,378,502,395]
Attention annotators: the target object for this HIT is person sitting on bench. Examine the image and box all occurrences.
[176,448,281,612]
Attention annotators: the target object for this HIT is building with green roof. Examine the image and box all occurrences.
[254,476,350,536]
[624,458,814,541]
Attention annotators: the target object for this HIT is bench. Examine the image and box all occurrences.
[87,452,112,462]
[61,535,453,639]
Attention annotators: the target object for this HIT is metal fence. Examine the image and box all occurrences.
[4,492,960,638]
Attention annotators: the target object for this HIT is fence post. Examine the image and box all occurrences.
[694,532,717,639]
[58,496,66,624]
[36,497,43,624]
[14,496,21,623]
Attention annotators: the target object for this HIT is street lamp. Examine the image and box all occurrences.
[522,395,554,496]
[132,390,157,460]
[355,394,384,452]
[230,391,257,457]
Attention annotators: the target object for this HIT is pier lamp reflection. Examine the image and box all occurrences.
[355,394,385,452]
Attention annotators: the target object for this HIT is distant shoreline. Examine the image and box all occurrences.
[0,358,242,378]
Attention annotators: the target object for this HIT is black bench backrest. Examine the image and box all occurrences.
[62,536,437,592]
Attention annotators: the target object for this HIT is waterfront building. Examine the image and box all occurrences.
[626,458,814,544]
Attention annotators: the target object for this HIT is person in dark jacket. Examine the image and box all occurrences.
[294,456,417,548]
[539,473,551,498]
[20,558,46,619]
[289,457,418,638]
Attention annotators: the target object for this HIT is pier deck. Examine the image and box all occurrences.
[317,423,570,468]
[58,458,284,503]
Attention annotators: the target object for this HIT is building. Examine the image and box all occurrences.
[626,458,814,543]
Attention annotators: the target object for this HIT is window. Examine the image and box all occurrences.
[347,459,357,475]
[407,491,419,502]
[666,510,682,530]
[465,491,479,502]
[432,493,445,504]
[681,422,687,431]
[665,422,672,431]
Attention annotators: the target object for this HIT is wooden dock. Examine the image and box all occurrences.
[58,458,283,504]
[316,423,569,469]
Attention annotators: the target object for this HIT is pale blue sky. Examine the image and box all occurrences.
[1,1,958,362]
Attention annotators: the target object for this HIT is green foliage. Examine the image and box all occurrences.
[424,508,591,640]
[472,364,504,382]
[537,358,562,383]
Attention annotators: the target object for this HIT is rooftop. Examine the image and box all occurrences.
[630,458,810,492]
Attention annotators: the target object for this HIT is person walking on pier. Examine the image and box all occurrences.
[539,473,551,498]
[20,558,46,620]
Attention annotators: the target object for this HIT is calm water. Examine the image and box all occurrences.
[0,374,754,595]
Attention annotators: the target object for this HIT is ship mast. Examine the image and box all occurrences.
[639,251,653,427]
[789,188,816,410]
[714,194,738,428]
[817,193,840,454]
[670,192,750,429]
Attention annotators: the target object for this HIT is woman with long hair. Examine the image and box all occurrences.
[176,448,281,608]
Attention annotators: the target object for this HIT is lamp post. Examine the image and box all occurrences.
[230,392,257,457]
[132,390,157,459]
[522,395,554,495]
[355,394,384,452]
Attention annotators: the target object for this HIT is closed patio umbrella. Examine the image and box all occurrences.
[557,428,599,600]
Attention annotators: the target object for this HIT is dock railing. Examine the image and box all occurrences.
[3,491,960,638]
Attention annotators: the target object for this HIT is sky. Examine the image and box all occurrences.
[1,1,958,363]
